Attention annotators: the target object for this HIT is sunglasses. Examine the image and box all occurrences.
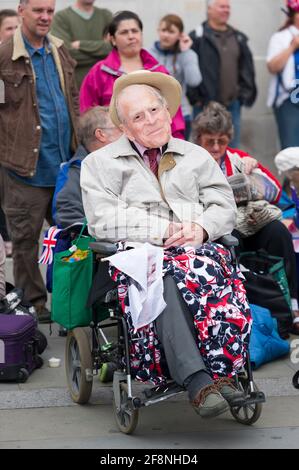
[201,137,229,148]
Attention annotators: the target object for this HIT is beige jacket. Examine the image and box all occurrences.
[81,136,237,245]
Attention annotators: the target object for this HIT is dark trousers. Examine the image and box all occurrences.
[274,99,299,150]
[0,167,9,241]
[235,219,298,299]
[0,207,9,241]
[2,171,54,307]
[155,275,207,386]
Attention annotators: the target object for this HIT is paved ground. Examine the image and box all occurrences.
[1,258,299,449]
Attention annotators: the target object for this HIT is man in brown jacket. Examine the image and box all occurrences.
[0,0,79,323]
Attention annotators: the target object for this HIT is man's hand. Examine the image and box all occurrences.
[242,156,258,175]
[164,222,183,239]
[71,40,80,50]
[163,222,208,248]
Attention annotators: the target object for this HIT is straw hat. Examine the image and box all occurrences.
[109,70,182,127]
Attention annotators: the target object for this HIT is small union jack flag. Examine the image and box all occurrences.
[38,226,62,265]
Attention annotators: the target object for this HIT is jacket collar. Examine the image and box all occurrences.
[111,135,185,159]
[153,41,175,56]
[12,25,63,61]
[203,20,247,42]
[101,47,162,74]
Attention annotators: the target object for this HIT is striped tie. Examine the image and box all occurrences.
[145,148,159,177]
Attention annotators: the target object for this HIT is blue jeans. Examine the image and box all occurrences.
[274,98,299,150]
[193,99,241,148]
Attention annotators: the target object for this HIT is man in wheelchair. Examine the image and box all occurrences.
[81,71,252,419]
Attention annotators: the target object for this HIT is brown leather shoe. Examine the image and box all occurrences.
[215,377,244,405]
[191,383,229,418]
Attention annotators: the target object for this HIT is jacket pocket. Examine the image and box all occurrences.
[1,70,31,104]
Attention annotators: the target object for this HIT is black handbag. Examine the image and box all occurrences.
[239,250,293,338]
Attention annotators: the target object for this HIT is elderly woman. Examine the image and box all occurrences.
[192,101,299,335]
[79,10,185,139]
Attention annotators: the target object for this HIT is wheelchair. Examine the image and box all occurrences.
[65,236,266,434]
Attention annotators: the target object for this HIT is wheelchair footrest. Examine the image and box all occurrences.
[230,391,266,407]
[142,381,184,406]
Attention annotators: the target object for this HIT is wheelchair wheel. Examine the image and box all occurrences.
[230,378,262,425]
[113,382,139,434]
[65,328,93,404]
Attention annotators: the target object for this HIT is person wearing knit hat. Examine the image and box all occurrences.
[266,1,299,149]
[275,147,299,174]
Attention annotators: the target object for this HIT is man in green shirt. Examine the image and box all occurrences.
[51,0,112,87]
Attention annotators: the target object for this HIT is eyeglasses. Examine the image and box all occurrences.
[202,137,229,148]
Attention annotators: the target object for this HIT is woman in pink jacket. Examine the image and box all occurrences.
[79,11,185,139]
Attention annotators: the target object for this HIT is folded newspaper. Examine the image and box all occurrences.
[227,168,279,205]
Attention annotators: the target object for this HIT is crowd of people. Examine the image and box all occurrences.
[1,0,299,418]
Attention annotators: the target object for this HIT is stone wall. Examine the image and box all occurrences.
[1,0,286,172]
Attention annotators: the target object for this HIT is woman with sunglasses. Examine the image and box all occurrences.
[192,101,299,336]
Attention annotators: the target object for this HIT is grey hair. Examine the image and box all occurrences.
[115,84,167,124]
[19,0,29,5]
[77,106,111,150]
[191,101,234,143]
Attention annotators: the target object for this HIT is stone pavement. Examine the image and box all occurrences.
[1,258,299,449]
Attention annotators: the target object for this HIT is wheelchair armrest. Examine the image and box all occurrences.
[216,234,239,248]
[89,241,117,256]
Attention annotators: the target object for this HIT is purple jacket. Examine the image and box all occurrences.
[79,48,185,139]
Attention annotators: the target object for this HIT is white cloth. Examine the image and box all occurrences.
[105,243,166,330]
[267,26,299,107]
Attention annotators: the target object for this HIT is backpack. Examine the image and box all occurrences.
[52,159,81,224]
[0,286,47,382]
[1,284,47,355]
